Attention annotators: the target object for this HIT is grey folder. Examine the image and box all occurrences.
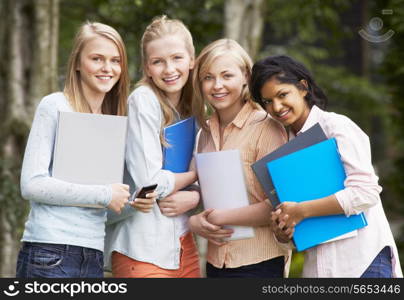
[196,149,255,241]
[251,123,327,207]
[52,111,127,207]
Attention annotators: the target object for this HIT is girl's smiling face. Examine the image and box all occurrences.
[260,78,310,133]
[145,34,194,103]
[78,36,122,101]
[201,55,247,116]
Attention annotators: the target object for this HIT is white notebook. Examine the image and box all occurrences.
[195,149,254,241]
[52,111,127,207]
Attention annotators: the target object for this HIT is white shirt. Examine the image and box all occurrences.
[293,105,402,277]
[104,85,189,271]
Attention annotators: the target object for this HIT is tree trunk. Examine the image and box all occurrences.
[224,0,265,59]
[0,0,59,277]
[30,0,59,114]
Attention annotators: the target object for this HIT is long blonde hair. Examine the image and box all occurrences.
[137,15,198,138]
[192,38,258,132]
[64,21,129,116]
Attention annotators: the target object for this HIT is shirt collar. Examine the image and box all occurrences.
[297,105,323,134]
[288,105,323,139]
[210,101,255,130]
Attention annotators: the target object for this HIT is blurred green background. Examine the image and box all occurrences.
[0,0,403,277]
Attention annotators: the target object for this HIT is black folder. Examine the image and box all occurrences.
[251,123,327,207]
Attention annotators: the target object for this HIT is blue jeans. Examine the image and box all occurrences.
[206,256,285,278]
[361,246,392,278]
[16,242,104,278]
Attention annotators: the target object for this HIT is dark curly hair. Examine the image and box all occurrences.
[249,55,327,110]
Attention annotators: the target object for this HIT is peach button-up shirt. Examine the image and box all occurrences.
[197,102,291,271]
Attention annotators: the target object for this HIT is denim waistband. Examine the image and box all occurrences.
[379,246,391,257]
[21,242,102,255]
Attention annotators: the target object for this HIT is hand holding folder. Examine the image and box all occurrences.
[266,137,367,251]
[195,149,255,241]
[163,116,196,173]
[52,111,128,208]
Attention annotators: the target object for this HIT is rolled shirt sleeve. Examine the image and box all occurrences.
[329,115,382,216]
[125,86,175,199]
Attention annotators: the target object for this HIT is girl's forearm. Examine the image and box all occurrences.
[173,171,197,192]
[209,201,272,227]
[300,194,344,218]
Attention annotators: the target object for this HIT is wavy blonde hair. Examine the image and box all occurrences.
[137,15,200,142]
[192,38,258,132]
[64,21,129,115]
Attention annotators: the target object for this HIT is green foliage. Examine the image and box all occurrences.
[0,120,30,238]
[260,0,392,165]
[315,65,388,132]
[289,251,304,278]
[0,157,27,238]
[378,0,404,268]
[380,0,404,152]
[261,0,351,58]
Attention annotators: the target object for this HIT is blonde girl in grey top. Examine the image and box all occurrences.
[16,21,132,278]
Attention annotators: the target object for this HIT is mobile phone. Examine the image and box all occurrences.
[132,183,158,201]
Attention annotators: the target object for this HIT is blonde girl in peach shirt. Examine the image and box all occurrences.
[189,39,291,278]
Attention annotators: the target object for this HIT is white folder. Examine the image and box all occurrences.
[195,149,254,241]
[52,111,127,207]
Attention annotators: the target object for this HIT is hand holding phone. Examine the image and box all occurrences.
[130,184,158,202]
[129,184,158,213]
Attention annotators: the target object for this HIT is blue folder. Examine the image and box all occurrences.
[162,116,196,173]
[266,138,367,252]
[252,123,327,207]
